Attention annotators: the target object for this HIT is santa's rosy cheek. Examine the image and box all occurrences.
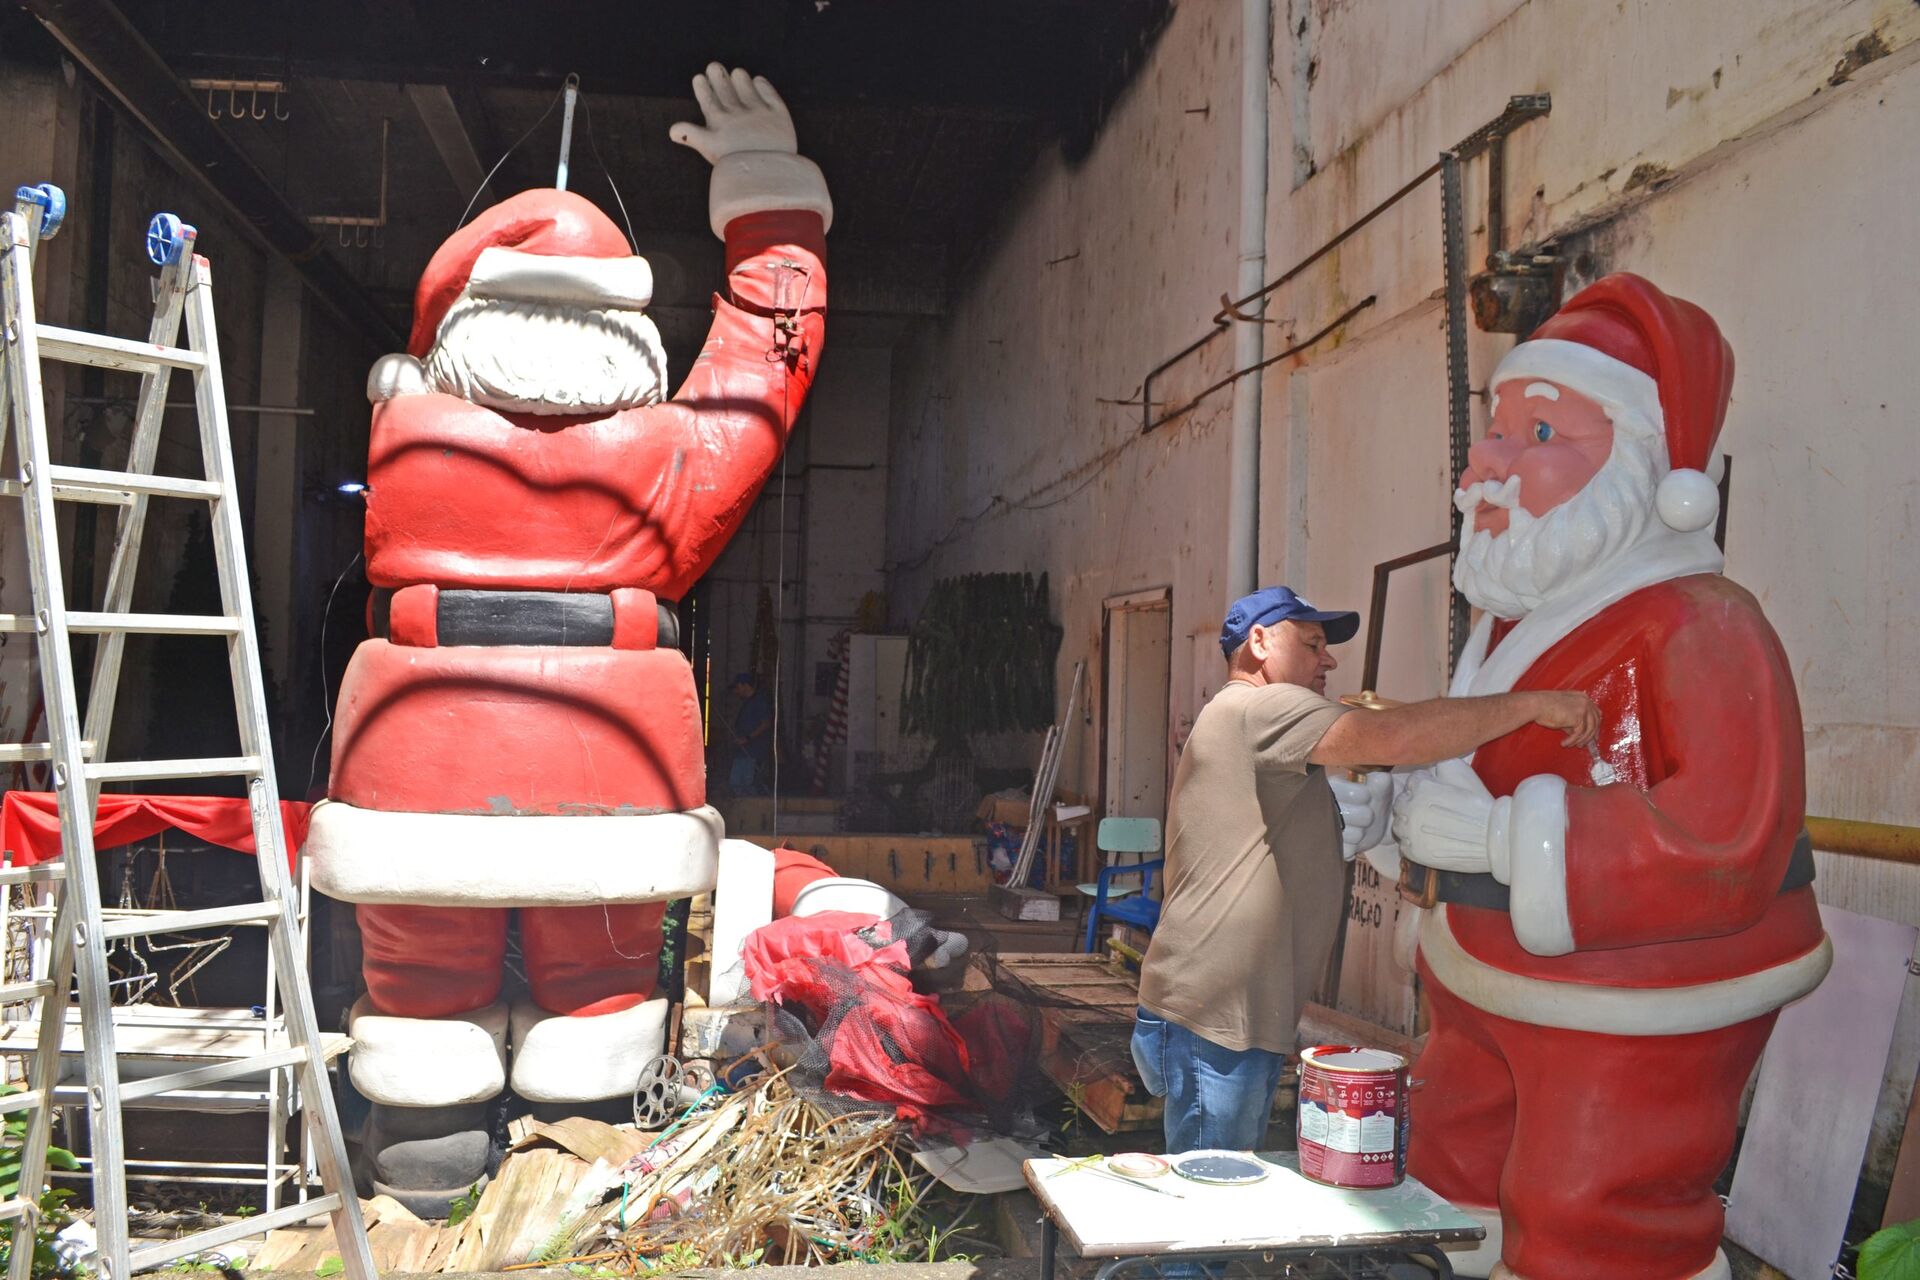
[1515,448,1605,515]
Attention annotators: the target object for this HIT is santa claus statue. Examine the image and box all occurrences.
[1353,274,1833,1279]
[303,65,833,1213]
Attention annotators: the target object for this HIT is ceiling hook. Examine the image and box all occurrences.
[250,87,268,121]
[228,85,243,118]
[356,223,369,249]
[336,223,350,248]
[206,86,222,120]
[273,88,291,122]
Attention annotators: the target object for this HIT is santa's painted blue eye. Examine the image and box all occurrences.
[1533,421,1554,443]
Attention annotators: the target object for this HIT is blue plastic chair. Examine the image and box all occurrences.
[1081,817,1164,953]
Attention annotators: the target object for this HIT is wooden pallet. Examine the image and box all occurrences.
[987,953,1159,1133]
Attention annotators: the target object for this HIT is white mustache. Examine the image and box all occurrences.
[1454,473,1522,515]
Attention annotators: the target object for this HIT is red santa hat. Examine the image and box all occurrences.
[407,188,652,358]
[1488,273,1734,533]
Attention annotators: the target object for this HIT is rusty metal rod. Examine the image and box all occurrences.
[1808,817,1920,866]
[1144,295,1376,432]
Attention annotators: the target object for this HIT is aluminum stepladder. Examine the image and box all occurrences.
[0,184,374,1280]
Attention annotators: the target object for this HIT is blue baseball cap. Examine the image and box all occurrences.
[1219,586,1360,659]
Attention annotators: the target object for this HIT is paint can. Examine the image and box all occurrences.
[1296,1044,1409,1189]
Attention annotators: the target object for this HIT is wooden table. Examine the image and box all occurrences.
[1026,1152,1484,1279]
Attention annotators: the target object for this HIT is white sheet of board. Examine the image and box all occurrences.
[1726,904,1916,1280]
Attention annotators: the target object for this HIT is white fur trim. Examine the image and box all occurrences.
[367,353,430,403]
[509,997,668,1102]
[1505,775,1574,956]
[709,839,775,1006]
[347,997,508,1107]
[1489,339,1665,447]
[1448,531,1726,700]
[791,877,907,919]
[1441,1202,1502,1277]
[1420,908,1833,1035]
[306,800,721,906]
[467,247,653,311]
[709,151,833,239]
[1655,468,1720,533]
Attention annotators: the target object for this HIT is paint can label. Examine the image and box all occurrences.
[1296,1044,1408,1189]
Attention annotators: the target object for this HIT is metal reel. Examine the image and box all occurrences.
[632,1053,701,1128]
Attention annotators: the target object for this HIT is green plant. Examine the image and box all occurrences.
[446,1180,482,1228]
[1861,1220,1920,1280]
[0,1084,82,1277]
[313,1254,344,1277]
[902,572,1062,747]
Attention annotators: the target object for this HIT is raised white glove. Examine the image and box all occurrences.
[1392,758,1512,881]
[670,63,798,163]
[1330,770,1394,860]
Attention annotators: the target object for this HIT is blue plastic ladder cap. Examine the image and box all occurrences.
[145,212,195,266]
[14,184,66,239]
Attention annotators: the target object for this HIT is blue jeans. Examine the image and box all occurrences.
[1131,1007,1286,1153]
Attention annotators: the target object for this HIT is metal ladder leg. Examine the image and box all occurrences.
[0,205,134,1280]
[181,252,376,1280]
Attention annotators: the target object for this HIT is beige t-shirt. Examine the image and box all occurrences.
[1137,680,1349,1054]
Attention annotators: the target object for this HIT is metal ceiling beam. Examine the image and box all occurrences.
[22,0,405,350]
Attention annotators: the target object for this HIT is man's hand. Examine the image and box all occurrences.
[1330,770,1393,859]
[1527,690,1601,749]
[670,63,798,165]
[1393,758,1506,879]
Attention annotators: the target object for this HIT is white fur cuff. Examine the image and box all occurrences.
[347,997,508,1107]
[510,997,669,1102]
[306,800,722,907]
[1506,774,1575,957]
[709,152,833,239]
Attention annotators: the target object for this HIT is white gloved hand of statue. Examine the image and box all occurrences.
[670,63,798,164]
[1392,757,1511,881]
[1330,770,1394,860]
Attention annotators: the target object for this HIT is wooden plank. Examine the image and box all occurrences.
[1726,906,1918,1280]
[735,834,991,894]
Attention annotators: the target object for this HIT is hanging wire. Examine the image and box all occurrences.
[580,94,639,253]
[455,83,568,231]
[305,551,362,799]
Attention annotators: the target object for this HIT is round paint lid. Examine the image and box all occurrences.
[1170,1150,1270,1185]
[1303,1045,1405,1071]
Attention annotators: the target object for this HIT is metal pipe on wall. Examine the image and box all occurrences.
[1224,0,1271,601]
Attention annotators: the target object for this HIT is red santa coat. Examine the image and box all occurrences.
[1421,540,1831,1034]
[327,210,826,820]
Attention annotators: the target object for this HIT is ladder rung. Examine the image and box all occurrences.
[0,478,134,506]
[118,1045,309,1103]
[0,1088,48,1118]
[0,979,52,1003]
[34,323,206,372]
[43,464,222,501]
[0,862,63,887]
[129,1192,343,1272]
[85,754,259,784]
[99,900,279,940]
[0,1195,37,1224]
[0,741,93,763]
[66,611,241,636]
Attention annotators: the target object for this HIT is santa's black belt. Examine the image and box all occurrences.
[369,585,680,650]
[1413,827,1818,911]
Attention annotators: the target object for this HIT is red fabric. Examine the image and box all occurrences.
[1409,959,1774,1279]
[770,846,839,918]
[1452,574,1823,986]
[741,912,974,1121]
[0,792,309,870]
[1524,273,1733,473]
[365,212,825,602]
[356,900,667,1018]
[329,640,705,814]
[407,189,635,358]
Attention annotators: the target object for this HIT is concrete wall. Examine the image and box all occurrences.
[886,0,1920,1192]
[886,0,1246,797]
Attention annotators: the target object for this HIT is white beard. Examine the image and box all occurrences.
[424,294,670,415]
[1452,424,1664,619]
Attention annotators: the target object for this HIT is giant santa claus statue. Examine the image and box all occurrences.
[1370,275,1833,1279]
[303,65,833,1212]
